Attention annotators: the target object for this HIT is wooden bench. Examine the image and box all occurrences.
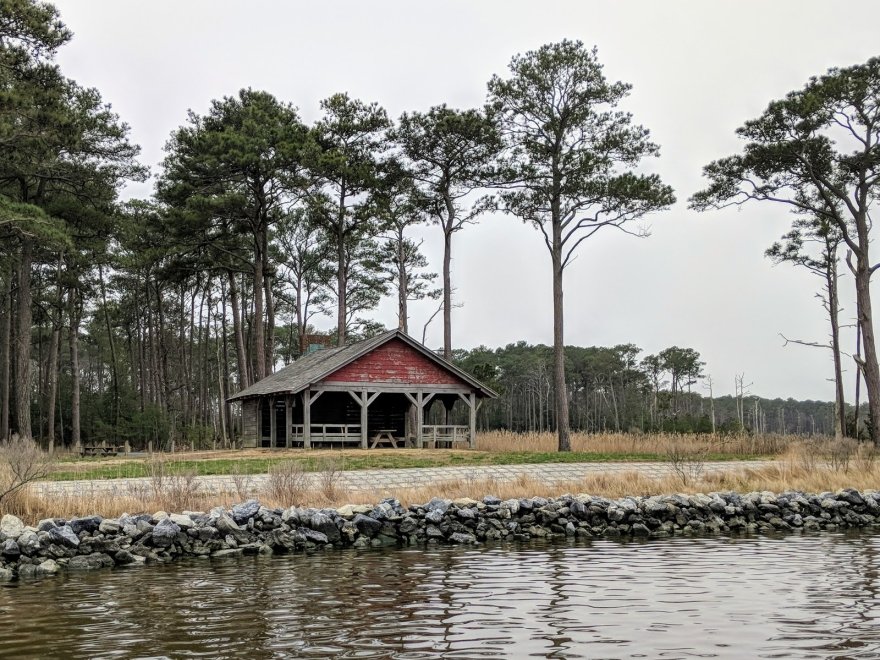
[80,445,126,457]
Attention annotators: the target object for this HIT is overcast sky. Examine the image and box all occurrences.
[50,1,880,401]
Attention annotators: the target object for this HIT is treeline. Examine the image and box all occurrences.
[454,343,842,436]
[2,1,879,452]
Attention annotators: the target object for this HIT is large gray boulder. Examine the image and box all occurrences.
[48,524,80,548]
[36,559,59,576]
[0,514,25,539]
[1,539,20,560]
[151,518,181,548]
[232,500,261,524]
[17,530,40,555]
[70,516,102,535]
[308,512,340,543]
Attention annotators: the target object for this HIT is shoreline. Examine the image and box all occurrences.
[2,487,879,581]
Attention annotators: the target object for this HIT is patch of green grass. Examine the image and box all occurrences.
[46,450,767,482]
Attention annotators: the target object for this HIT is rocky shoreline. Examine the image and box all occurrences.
[2,487,880,581]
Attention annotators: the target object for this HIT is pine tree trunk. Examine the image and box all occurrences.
[855,261,880,443]
[45,256,63,453]
[398,231,408,333]
[827,259,846,438]
[68,287,81,450]
[99,264,120,439]
[442,229,452,360]
[227,271,249,390]
[336,230,347,346]
[551,227,570,452]
[253,235,267,380]
[0,264,11,441]
[263,255,275,373]
[15,238,34,439]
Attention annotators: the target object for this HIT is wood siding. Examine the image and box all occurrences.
[324,338,466,387]
[242,399,258,448]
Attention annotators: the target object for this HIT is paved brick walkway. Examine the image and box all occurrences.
[31,460,774,500]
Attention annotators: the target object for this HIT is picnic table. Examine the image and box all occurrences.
[80,445,126,457]
[369,429,406,449]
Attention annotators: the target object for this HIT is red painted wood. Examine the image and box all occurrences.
[323,338,465,386]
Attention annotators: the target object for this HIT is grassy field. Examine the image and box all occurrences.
[44,430,781,481]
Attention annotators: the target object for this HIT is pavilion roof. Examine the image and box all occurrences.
[227,329,497,401]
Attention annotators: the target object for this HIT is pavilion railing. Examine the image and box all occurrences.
[421,425,470,448]
[290,424,362,444]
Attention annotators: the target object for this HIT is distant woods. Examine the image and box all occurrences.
[1,1,879,452]
[456,342,844,437]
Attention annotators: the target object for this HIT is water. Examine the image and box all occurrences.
[1,532,879,659]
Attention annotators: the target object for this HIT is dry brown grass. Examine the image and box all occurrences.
[474,430,797,455]
[6,449,880,526]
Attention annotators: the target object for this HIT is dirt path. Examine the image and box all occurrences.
[32,460,775,499]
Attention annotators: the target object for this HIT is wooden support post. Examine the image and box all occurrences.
[360,391,368,449]
[469,392,476,449]
[285,395,292,449]
[303,390,311,449]
[416,392,423,449]
[269,396,277,448]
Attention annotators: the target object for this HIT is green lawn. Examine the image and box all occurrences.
[48,450,767,482]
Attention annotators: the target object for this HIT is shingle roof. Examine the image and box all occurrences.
[227,329,497,401]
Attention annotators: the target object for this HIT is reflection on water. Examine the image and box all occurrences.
[1,531,879,659]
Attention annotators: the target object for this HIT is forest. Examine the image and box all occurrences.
[2,0,879,452]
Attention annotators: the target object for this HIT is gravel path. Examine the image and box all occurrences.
[31,460,775,499]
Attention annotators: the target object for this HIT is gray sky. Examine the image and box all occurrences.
[51,0,880,401]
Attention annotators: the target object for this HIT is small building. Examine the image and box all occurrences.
[228,329,497,449]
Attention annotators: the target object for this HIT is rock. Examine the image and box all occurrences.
[214,514,240,535]
[425,498,450,514]
[425,509,444,524]
[452,497,479,508]
[426,525,444,539]
[69,516,102,535]
[48,525,80,548]
[232,499,261,524]
[449,532,477,544]
[631,523,651,537]
[352,513,382,537]
[68,553,114,571]
[0,514,25,539]
[99,519,122,535]
[399,516,419,535]
[300,528,329,545]
[211,548,244,558]
[308,512,340,543]
[483,495,502,506]
[336,504,372,518]
[169,514,194,529]
[37,519,58,532]
[838,488,866,506]
[1,539,20,560]
[0,567,12,582]
[114,550,138,565]
[457,507,476,520]
[151,518,181,548]
[36,559,59,576]
[136,519,155,535]
[17,530,40,555]
[500,499,520,515]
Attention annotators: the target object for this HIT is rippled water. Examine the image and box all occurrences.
[2,532,880,658]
